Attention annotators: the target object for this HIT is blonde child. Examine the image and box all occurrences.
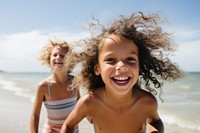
[30,40,80,133]
[61,12,182,133]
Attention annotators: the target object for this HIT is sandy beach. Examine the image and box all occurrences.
[0,85,93,133]
[0,87,33,133]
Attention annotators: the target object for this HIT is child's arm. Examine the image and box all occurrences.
[76,89,81,100]
[61,96,88,133]
[147,96,164,133]
[30,83,45,133]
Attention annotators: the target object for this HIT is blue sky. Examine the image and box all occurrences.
[0,0,200,72]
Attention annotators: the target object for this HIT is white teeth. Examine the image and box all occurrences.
[55,62,63,64]
[114,77,128,80]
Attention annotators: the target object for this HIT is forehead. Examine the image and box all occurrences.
[99,34,138,54]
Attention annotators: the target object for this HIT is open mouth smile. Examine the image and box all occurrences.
[112,76,130,85]
[54,61,64,66]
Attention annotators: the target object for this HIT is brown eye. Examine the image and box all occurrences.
[60,54,65,58]
[126,57,137,64]
[105,58,116,64]
[53,53,58,57]
[127,57,135,61]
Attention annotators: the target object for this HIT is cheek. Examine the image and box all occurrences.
[132,64,139,78]
[49,57,55,65]
[100,65,113,77]
[50,58,53,63]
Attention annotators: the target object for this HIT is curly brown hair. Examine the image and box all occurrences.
[69,12,183,100]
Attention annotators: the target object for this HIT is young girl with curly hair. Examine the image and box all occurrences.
[30,40,80,133]
[61,12,183,133]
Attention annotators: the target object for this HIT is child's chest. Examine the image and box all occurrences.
[92,106,148,133]
[45,83,75,99]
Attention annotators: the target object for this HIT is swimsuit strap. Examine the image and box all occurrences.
[46,74,74,99]
[46,79,52,99]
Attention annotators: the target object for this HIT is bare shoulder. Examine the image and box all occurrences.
[36,79,48,96]
[72,92,96,118]
[135,88,158,108]
[133,88,160,123]
[38,79,47,88]
[79,89,104,113]
[81,88,104,102]
[80,91,101,107]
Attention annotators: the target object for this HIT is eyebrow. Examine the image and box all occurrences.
[104,51,138,57]
[130,51,138,55]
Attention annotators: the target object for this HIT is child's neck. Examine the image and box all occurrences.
[104,89,134,110]
[50,73,68,84]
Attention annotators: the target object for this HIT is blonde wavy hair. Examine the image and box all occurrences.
[39,40,73,71]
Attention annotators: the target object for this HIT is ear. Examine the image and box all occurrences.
[94,64,100,75]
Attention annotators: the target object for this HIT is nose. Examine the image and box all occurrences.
[116,61,127,71]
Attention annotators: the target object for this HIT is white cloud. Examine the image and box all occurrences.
[170,28,200,72]
[172,39,200,72]
[0,28,199,72]
[174,28,200,41]
[0,30,89,72]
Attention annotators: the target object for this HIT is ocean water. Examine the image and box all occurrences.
[0,72,199,132]
[159,72,200,132]
[0,72,50,102]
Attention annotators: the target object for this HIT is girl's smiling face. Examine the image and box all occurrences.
[50,46,68,71]
[94,35,139,96]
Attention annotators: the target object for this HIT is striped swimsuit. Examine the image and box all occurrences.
[43,81,79,133]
